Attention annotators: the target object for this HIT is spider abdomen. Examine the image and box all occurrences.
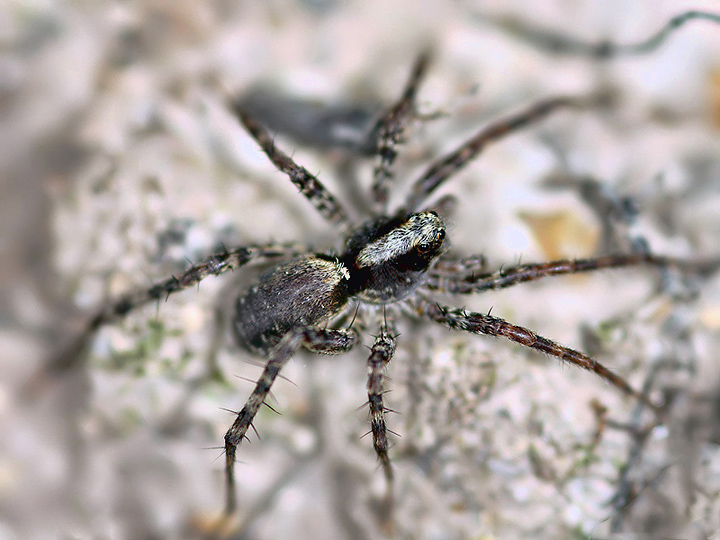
[233,255,351,355]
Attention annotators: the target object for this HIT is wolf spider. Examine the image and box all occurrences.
[40,52,715,526]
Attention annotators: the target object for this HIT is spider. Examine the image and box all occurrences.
[38,51,714,529]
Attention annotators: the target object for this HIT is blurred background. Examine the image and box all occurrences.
[2,1,720,539]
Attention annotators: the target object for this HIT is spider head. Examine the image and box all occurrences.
[344,211,446,303]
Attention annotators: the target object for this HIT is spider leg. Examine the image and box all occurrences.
[424,253,719,294]
[402,95,590,213]
[431,253,487,278]
[28,243,305,389]
[415,298,660,412]
[366,321,397,526]
[223,326,357,515]
[371,51,431,210]
[232,106,350,226]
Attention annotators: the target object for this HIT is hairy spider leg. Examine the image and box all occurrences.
[223,326,358,514]
[431,253,488,278]
[402,96,590,213]
[371,50,431,209]
[233,108,350,226]
[424,253,718,295]
[366,322,397,527]
[29,244,305,391]
[416,298,661,412]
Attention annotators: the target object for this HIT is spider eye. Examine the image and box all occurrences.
[417,242,431,252]
[438,230,446,240]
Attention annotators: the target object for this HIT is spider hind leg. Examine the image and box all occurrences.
[223,326,357,515]
[27,243,305,395]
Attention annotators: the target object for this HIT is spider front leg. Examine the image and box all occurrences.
[424,253,718,295]
[431,253,487,279]
[371,51,431,210]
[223,326,357,516]
[402,95,592,213]
[366,322,397,526]
[415,298,660,412]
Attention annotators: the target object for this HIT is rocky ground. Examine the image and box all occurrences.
[2,2,720,539]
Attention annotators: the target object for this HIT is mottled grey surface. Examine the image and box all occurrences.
[2,2,720,539]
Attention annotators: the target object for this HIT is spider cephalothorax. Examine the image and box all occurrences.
[343,211,446,302]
